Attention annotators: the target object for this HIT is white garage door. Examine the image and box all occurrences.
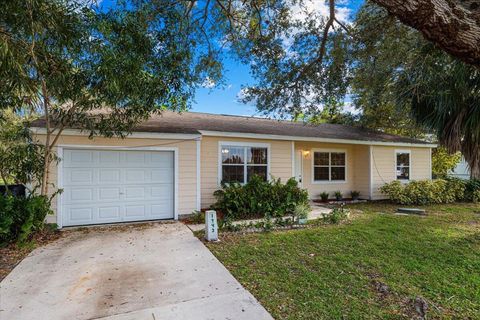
[61,149,174,227]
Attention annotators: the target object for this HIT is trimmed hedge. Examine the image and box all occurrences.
[0,195,53,244]
[213,176,309,220]
[380,178,467,205]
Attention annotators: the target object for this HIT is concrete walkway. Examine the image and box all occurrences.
[0,223,273,320]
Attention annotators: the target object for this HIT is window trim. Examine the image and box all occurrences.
[311,148,348,184]
[218,141,271,185]
[395,149,411,181]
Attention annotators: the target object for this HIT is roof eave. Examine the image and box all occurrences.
[198,130,437,148]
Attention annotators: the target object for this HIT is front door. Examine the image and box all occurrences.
[294,150,303,186]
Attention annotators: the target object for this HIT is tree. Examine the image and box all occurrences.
[0,109,51,191]
[0,0,223,195]
[370,0,480,67]
[350,4,480,179]
[432,147,462,178]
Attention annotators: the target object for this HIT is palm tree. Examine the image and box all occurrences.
[397,45,480,179]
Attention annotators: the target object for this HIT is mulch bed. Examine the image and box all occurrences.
[0,228,62,282]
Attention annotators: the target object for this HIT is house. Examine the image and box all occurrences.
[32,112,435,228]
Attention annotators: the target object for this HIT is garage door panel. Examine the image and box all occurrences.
[125,169,145,183]
[125,187,145,199]
[67,169,93,184]
[99,151,120,164]
[99,169,121,183]
[98,206,120,219]
[69,188,93,201]
[66,150,93,165]
[62,149,175,227]
[99,188,121,201]
[69,208,93,222]
[151,169,174,182]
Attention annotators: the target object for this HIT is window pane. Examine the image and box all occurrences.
[314,167,329,180]
[222,165,244,183]
[222,147,244,164]
[314,152,329,166]
[396,166,410,180]
[331,167,346,181]
[331,153,345,166]
[248,147,267,164]
[247,166,267,181]
[396,153,410,166]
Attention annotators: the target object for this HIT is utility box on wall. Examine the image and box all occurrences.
[205,210,218,241]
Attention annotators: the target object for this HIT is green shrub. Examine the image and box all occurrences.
[213,176,309,220]
[465,179,480,202]
[324,206,349,224]
[0,194,53,244]
[320,192,329,201]
[294,203,311,222]
[334,191,343,200]
[444,177,467,202]
[380,178,467,205]
[188,210,204,224]
[351,191,360,200]
[473,190,480,203]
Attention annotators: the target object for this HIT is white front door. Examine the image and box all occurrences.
[61,149,174,227]
[294,150,303,186]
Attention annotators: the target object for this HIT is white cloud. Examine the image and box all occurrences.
[201,77,216,89]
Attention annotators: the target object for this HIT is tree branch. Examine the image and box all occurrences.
[371,0,480,67]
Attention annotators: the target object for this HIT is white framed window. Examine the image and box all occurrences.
[395,150,411,180]
[312,149,347,183]
[219,142,270,184]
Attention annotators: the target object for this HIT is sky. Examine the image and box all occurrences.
[192,0,364,116]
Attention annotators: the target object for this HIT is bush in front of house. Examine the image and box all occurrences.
[213,175,309,220]
[0,194,53,244]
[464,179,480,203]
[380,178,467,205]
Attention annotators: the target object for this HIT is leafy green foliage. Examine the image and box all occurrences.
[431,147,462,178]
[334,191,343,200]
[188,210,205,225]
[464,179,480,202]
[323,205,349,224]
[320,192,329,201]
[1,0,225,194]
[0,195,53,244]
[293,203,311,221]
[350,191,360,200]
[351,4,480,177]
[380,178,467,205]
[213,176,308,220]
[0,110,53,190]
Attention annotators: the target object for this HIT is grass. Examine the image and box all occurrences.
[206,202,480,319]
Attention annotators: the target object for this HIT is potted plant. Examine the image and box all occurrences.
[294,203,311,225]
[320,191,329,202]
[334,191,343,201]
[351,191,360,201]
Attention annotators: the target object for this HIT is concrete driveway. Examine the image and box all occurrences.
[0,223,273,320]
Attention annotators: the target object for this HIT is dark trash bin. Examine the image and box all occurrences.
[0,184,26,197]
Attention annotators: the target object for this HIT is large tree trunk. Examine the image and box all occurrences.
[371,0,480,67]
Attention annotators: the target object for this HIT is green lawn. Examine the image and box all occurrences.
[206,203,480,319]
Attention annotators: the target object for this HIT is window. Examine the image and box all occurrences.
[396,151,410,180]
[221,145,268,184]
[313,151,346,182]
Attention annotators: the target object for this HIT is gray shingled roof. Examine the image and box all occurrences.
[32,111,432,145]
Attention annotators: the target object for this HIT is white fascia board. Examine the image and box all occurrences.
[199,130,437,148]
[30,127,201,140]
